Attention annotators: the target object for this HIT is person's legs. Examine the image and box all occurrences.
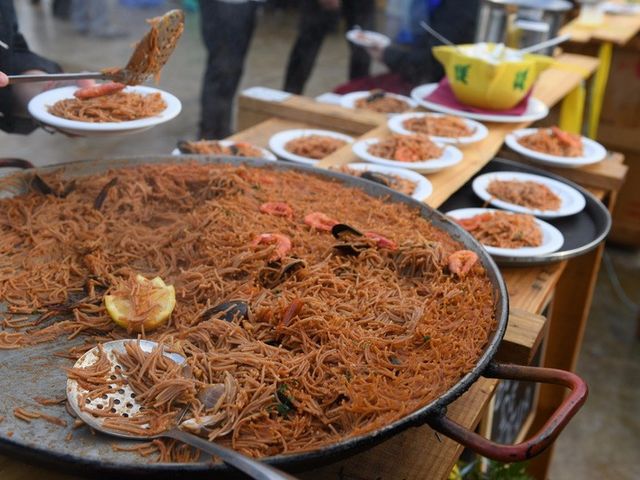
[283,0,338,94]
[199,0,258,139]
[343,0,376,80]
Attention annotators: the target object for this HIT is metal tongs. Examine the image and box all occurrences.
[7,9,184,86]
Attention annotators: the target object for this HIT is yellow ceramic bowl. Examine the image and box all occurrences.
[433,44,554,110]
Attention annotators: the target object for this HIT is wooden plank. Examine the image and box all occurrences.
[498,149,628,192]
[496,309,547,365]
[298,378,499,480]
[238,95,383,136]
[561,13,640,45]
[502,262,566,314]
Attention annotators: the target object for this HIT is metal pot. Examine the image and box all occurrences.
[0,156,587,477]
[475,0,573,54]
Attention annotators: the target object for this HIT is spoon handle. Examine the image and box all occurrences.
[165,428,299,480]
[6,72,108,84]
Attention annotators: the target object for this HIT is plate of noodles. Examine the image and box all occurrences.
[268,129,354,165]
[172,140,277,160]
[340,90,417,115]
[352,134,463,173]
[28,85,182,137]
[410,83,549,123]
[446,207,564,258]
[388,112,489,144]
[329,162,433,200]
[345,29,391,49]
[472,171,586,218]
[505,127,607,168]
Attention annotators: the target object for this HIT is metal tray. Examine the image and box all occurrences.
[439,157,612,267]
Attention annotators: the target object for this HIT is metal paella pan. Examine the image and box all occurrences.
[0,156,586,478]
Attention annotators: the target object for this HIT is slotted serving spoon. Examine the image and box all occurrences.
[66,339,298,480]
[7,9,184,85]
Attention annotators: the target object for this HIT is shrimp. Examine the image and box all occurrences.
[304,212,338,231]
[364,232,397,250]
[551,126,582,149]
[448,250,478,278]
[251,233,292,261]
[259,202,294,219]
[74,82,126,100]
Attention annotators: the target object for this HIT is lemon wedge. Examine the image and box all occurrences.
[105,274,176,332]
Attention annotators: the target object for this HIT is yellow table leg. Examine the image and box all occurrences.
[588,41,613,139]
[559,82,586,134]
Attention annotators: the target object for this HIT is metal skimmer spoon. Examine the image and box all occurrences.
[66,339,298,480]
[7,10,185,85]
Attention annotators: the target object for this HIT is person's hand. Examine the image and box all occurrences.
[318,0,340,11]
[0,71,8,87]
[366,45,385,63]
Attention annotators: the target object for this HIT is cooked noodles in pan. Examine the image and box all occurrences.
[0,163,496,461]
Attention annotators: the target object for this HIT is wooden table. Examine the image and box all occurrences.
[561,9,640,138]
[0,54,627,480]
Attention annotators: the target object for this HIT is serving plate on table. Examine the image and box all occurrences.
[446,207,565,259]
[0,155,587,478]
[345,29,391,49]
[268,129,354,165]
[440,157,611,267]
[352,137,463,173]
[339,91,417,115]
[388,112,489,145]
[28,86,182,137]
[171,140,277,160]
[471,171,586,218]
[410,83,549,123]
[505,128,607,168]
[333,162,433,201]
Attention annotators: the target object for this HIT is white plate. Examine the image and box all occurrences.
[410,83,549,123]
[472,171,586,218]
[387,112,488,145]
[340,91,417,116]
[601,2,640,15]
[28,85,182,137]
[505,128,607,168]
[268,129,354,165]
[352,137,462,173]
[336,163,432,201]
[446,207,564,258]
[171,140,277,161]
[345,29,391,49]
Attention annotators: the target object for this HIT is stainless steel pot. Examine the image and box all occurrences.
[475,0,573,54]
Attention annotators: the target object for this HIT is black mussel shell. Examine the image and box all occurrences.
[332,242,371,256]
[331,223,363,239]
[228,144,239,155]
[360,170,393,187]
[366,89,386,102]
[259,258,307,288]
[176,140,194,154]
[203,300,250,322]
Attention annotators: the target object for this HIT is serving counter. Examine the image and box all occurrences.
[0,53,627,480]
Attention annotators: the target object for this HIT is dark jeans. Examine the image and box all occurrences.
[284,0,375,95]
[199,0,258,139]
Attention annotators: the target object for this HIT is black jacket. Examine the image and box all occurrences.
[0,0,62,133]
[383,0,480,86]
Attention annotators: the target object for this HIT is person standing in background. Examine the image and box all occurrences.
[198,0,263,139]
[283,0,376,95]
[70,0,126,38]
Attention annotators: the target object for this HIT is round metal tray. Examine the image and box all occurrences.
[439,157,612,267]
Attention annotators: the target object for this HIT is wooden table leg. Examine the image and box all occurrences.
[588,41,613,139]
[525,243,605,479]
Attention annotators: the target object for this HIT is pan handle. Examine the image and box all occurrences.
[427,361,588,463]
[0,158,35,170]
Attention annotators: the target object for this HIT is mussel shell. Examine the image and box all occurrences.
[259,258,307,288]
[203,300,250,322]
[228,144,239,155]
[360,171,393,187]
[366,90,386,102]
[331,223,363,239]
[332,242,371,256]
[176,140,194,154]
